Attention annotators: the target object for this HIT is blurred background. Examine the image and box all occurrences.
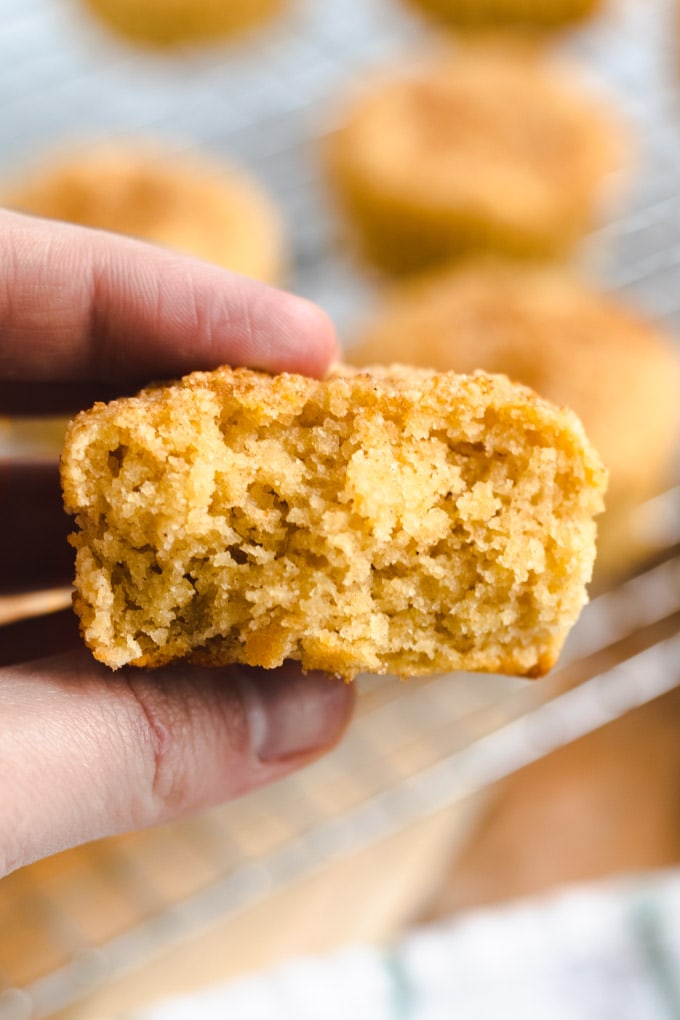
[2,0,680,1017]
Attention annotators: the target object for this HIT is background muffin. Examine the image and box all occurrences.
[79,0,285,49]
[324,45,625,276]
[349,260,680,578]
[398,0,603,33]
[5,143,287,284]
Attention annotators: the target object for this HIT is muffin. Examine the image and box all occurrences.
[61,364,605,679]
[350,260,680,576]
[5,144,286,284]
[79,0,285,49]
[324,45,625,275]
[399,0,603,33]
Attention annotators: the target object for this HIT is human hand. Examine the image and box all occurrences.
[0,210,354,878]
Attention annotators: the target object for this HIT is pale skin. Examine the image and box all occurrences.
[0,210,355,878]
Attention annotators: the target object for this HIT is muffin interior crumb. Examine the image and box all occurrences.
[62,367,605,677]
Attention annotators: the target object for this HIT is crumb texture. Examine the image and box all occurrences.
[61,366,606,678]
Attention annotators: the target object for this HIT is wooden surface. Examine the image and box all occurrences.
[49,684,680,1019]
[41,803,480,1020]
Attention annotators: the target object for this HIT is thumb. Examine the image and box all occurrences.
[0,651,354,876]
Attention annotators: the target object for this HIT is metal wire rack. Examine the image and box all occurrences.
[1,0,680,1017]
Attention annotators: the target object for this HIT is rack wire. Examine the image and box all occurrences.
[1,0,680,1017]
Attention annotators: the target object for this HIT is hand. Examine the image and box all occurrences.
[0,211,354,878]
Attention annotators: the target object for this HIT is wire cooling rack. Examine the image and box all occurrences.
[1,0,680,1018]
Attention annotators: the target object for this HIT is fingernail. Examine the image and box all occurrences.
[234,663,354,763]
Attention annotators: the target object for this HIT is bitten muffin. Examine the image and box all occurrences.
[350,261,680,575]
[79,0,285,49]
[5,144,286,284]
[324,46,625,275]
[61,364,606,679]
[399,0,602,33]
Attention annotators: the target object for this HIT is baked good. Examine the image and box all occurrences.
[61,364,606,678]
[79,0,284,49]
[324,45,625,275]
[6,144,286,284]
[399,0,602,32]
[350,260,680,576]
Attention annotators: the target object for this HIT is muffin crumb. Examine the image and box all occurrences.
[61,365,606,678]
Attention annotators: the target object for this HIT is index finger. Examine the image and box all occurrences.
[0,210,338,385]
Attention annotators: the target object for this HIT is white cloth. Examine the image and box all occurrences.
[131,871,680,1020]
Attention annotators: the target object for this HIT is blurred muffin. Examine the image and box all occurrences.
[350,260,680,578]
[5,144,286,284]
[399,0,602,33]
[324,46,625,275]
[79,0,285,49]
